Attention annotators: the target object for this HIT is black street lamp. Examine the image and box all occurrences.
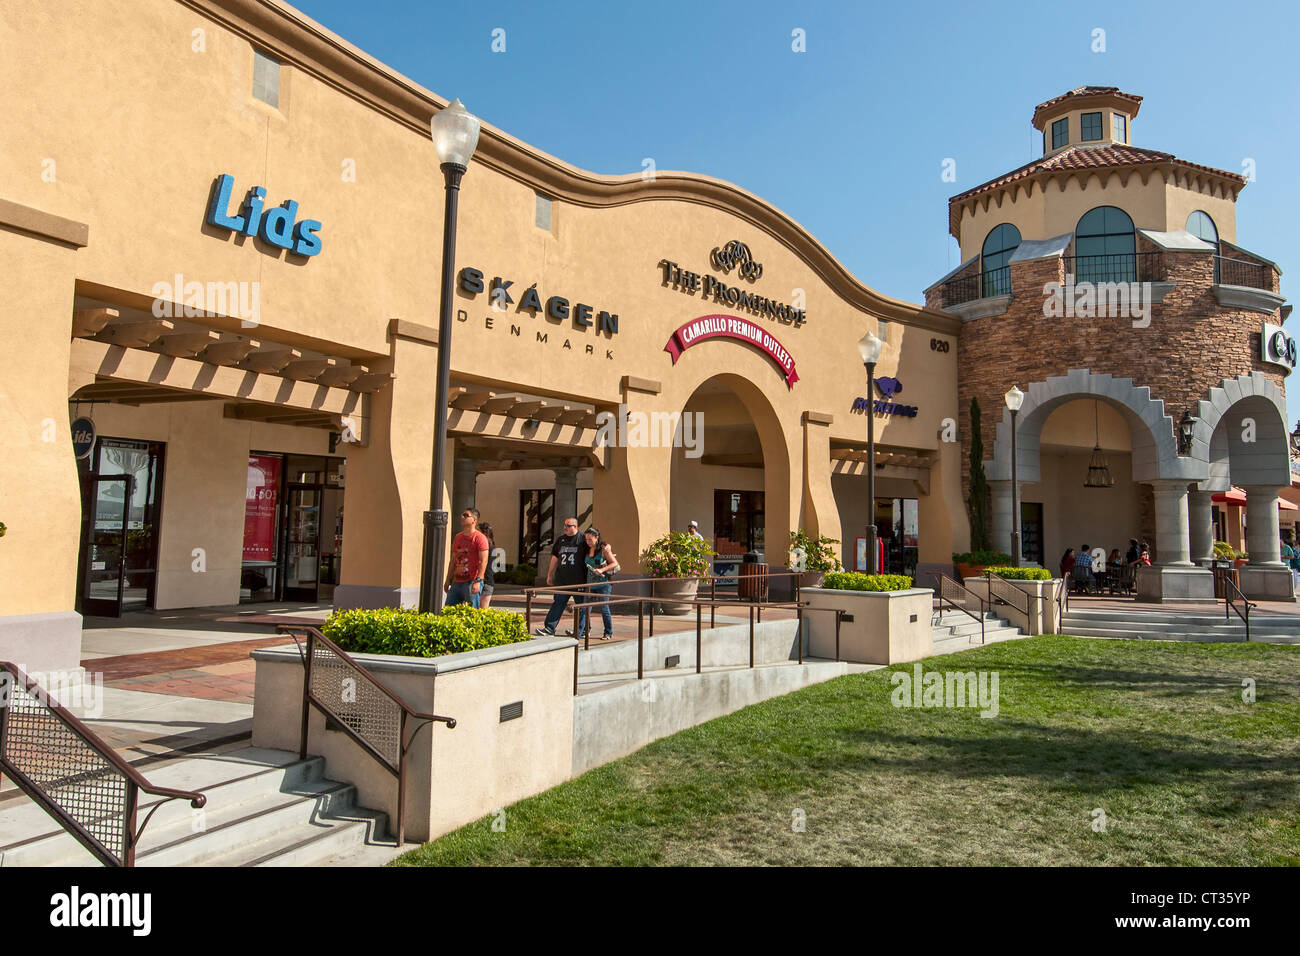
[858,331,884,574]
[1004,385,1024,566]
[419,99,481,614]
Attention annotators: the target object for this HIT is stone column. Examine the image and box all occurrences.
[552,466,579,525]
[1238,484,1294,601]
[988,479,1013,557]
[1243,485,1283,566]
[1135,480,1215,603]
[1150,480,1193,566]
[1187,489,1215,566]
[451,453,478,520]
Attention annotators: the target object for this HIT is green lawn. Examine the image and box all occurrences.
[393,635,1300,866]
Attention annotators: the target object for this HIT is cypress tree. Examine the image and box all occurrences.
[968,397,991,552]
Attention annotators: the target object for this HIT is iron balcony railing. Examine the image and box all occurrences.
[1062,251,1162,285]
[940,264,1010,308]
[1214,255,1272,290]
[0,661,206,867]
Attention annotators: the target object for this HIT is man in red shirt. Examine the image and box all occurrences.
[444,508,490,608]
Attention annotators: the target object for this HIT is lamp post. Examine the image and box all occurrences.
[1004,385,1024,566]
[858,331,884,574]
[419,99,481,614]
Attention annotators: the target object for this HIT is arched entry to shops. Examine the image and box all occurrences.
[669,373,790,580]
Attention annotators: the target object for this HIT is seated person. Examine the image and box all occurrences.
[1074,544,1095,591]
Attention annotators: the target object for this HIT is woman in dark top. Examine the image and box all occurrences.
[478,523,497,608]
[577,527,620,640]
[1125,538,1140,565]
[1060,548,1076,579]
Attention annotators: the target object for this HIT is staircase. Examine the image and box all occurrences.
[931,608,1024,651]
[1060,606,1300,643]
[0,746,400,867]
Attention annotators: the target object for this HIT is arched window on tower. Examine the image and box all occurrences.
[1074,206,1136,283]
[981,223,1020,298]
[1186,210,1221,282]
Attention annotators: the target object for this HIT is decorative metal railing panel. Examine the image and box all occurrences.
[306,640,402,768]
[1,677,128,862]
[986,574,1030,616]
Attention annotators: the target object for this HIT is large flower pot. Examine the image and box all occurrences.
[798,571,826,590]
[653,577,699,615]
[955,563,988,581]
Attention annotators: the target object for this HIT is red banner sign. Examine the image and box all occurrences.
[663,314,799,387]
[243,455,281,562]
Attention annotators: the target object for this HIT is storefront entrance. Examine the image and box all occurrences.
[242,453,346,604]
[76,438,165,618]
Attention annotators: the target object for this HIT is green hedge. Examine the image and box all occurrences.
[984,566,1051,581]
[497,563,537,586]
[821,572,913,592]
[322,605,530,658]
[952,550,1012,565]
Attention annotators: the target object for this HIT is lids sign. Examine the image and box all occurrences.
[71,417,96,460]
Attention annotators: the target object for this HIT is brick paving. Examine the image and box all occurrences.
[84,635,294,704]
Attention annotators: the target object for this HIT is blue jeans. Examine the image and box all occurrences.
[543,591,574,632]
[577,582,613,637]
[446,580,481,608]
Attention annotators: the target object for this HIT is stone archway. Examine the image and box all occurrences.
[1190,372,1293,600]
[982,368,1211,602]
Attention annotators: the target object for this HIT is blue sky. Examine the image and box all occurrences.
[295,0,1300,418]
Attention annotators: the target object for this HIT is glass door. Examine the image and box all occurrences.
[282,486,321,601]
[80,474,133,617]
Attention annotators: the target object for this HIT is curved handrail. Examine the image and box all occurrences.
[0,660,205,867]
[1212,569,1257,641]
[931,571,988,644]
[984,571,1030,616]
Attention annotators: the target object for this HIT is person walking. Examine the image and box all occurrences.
[535,516,585,636]
[478,522,498,608]
[444,508,489,608]
[1281,534,1298,593]
[577,527,620,641]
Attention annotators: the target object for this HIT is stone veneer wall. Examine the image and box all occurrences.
[926,246,1286,555]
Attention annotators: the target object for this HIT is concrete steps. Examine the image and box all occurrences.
[1060,607,1300,643]
[0,746,397,867]
[931,609,1022,648]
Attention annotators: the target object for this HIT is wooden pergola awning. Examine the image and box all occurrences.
[447,385,607,469]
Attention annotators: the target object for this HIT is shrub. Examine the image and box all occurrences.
[789,530,842,573]
[952,550,1012,565]
[985,566,1051,581]
[1213,541,1245,560]
[640,531,715,578]
[821,572,913,592]
[323,605,530,658]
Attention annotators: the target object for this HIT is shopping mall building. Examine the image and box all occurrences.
[0,1,1293,673]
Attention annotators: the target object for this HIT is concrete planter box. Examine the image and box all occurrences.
[800,587,934,664]
[960,576,1062,634]
[251,636,576,844]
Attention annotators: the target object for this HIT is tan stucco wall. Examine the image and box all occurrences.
[0,228,82,617]
[1,0,960,623]
[1020,450,1140,570]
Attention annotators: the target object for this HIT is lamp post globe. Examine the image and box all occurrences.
[419,99,481,614]
[1004,385,1024,566]
[858,331,884,574]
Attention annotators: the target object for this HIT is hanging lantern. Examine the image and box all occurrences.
[1084,401,1115,488]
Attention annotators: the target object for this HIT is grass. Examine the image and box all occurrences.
[392,635,1300,866]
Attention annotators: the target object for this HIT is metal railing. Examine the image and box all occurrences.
[984,570,1030,617]
[1211,570,1256,641]
[523,572,848,690]
[931,572,987,644]
[940,264,1010,308]
[0,660,206,867]
[1062,251,1162,285]
[277,625,456,845]
[1057,572,1071,619]
[1214,255,1271,290]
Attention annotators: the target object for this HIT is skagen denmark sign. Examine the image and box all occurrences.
[455,266,618,360]
[664,315,799,387]
[658,238,807,328]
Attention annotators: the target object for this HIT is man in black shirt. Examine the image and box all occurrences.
[536,516,586,636]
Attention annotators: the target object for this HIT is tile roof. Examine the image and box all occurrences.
[1032,86,1142,121]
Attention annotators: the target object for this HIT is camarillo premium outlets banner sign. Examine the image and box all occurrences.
[665,315,799,387]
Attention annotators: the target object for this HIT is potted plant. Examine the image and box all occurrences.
[640,531,714,615]
[952,549,1012,581]
[788,529,842,588]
